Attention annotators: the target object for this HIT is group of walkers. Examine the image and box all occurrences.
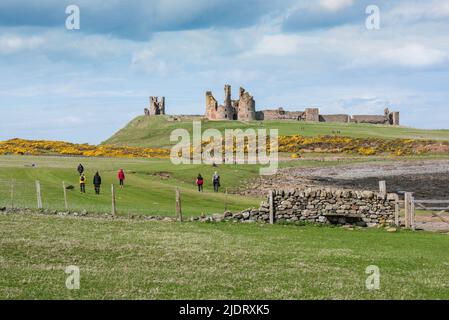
[77,163,221,195]
[77,163,125,195]
[196,172,221,193]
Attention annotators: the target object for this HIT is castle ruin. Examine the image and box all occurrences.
[144,96,165,116]
[257,107,399,125]
[204,84,399,125]
[205,85,256,121]
[142,85,400,126]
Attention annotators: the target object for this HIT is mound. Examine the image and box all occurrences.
[103,115,449,149]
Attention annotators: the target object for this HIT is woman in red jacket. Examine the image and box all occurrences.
[196,174,204,192]
[118,169,125,189]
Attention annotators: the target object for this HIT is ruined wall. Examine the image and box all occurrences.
[145,96,166,116]
[237,87,256,121]
[205,91,218,119]
[320,114,350,123]
[350,108,400,125]
[259,108,304,120]
[258,108,399,125]
[260,109,286,120]
[305,108,320,122]
[351,115,388,124]
[205,85,254,121]
[255,111,265,120]
[390,112,400,125]
[205,91,235,120]
[204,187,397,227]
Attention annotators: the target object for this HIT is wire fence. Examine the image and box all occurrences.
[0,179,40,209]
[0,179,236,218]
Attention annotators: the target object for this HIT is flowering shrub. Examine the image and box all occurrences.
[1,135,448,159]
[0,139,170,159]
[278,135,449,156]
[192,135,449,157]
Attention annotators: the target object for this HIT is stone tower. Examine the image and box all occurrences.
[305,108,320,122]
[205,85,236,120]
[205,84,255,121]
[205,91,219,120]
[146,96,165,116]
[237,87,256,121]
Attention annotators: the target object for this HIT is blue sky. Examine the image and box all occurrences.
[0,0,448,144]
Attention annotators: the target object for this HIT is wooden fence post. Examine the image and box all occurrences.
[224,188,228,212]
[269,190,274,225]
[62,181,68,210]
[379,181,387,194]
[35,180,42,209]
[404,192,412,229]
[10,179,15,209]
[111,184,116,217]
[410,195,415,230]
[176,187,183,222]
[394,194,400,227]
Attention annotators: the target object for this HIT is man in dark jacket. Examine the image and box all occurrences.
[93,172,102,195]
[212,171,220,193]
[77,164,84,176]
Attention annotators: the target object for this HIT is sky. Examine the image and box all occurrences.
[0,0,448,144]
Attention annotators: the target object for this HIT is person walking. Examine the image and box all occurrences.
[118,169,125,189]
[93,171,102,195]
[196,174,204,192]
[212,171,220,193]
[77,163,84,176]
[79,173,86,194]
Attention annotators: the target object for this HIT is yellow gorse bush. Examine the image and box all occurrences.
[0,139,170,158]
[1,135,448,159]
[277,135,448,156]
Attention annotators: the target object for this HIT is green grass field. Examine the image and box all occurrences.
[1,213,448,299]
[104,116,449,148]
[2,154,449,217]
[2,147,449,300]
[0,155,265,216]
[1,151,394,217]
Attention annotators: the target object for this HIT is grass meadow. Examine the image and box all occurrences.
[0,213,448,299]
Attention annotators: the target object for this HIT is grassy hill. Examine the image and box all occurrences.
[103,116,449,148]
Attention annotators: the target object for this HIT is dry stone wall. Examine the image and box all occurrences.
[204,187,397,227]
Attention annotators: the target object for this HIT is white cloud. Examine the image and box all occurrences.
[245,34,302,57]
[130,48,168,75]
[387,0,449,23]
[319,0,355,12]
[0,34,44,54]
[380,44,447,68]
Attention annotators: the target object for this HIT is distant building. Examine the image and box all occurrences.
[204,84,399,125]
